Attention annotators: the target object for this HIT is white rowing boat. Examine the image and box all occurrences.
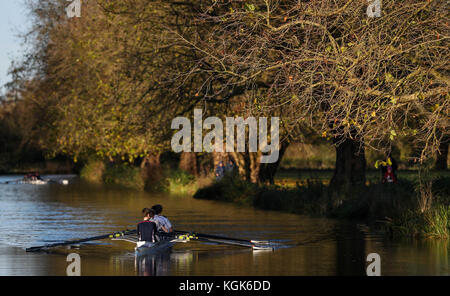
[18,179,69,185]
[19,179,49,185]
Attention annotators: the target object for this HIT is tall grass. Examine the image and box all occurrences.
[423,205,450,238]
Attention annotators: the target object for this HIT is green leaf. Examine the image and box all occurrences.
[245,3,256,11]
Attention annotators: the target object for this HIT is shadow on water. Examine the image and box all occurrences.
[335,223,367,276]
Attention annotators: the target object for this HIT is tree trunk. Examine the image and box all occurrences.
[435,141,448,170]
[229,151,249,180]
[249,152,262,183]
[259,141,289,185]
[179,152,199,176]
[330,138,366,192]
[141,153,162,187]
[212,140,289,184]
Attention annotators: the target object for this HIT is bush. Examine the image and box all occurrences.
[80,159,105,183]
[193,175,450,238]
[254,181,330,216]
[164,169,197,194]
[102,163,145,190]
[194,175,260,206]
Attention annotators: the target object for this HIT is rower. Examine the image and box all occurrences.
[137,208,159,243]
[151,204,173,233]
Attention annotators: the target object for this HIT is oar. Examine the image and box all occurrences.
[180,234,272,250]
[26,229,137,252]
[162,231,273,250]
[3,178,24,184]
[194,237,255,248]
[172,230,270,245]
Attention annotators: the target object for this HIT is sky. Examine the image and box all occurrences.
[0,0,30,94]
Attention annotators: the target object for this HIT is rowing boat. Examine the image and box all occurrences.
[19,179,49,185]
[111,232,185,255]
[26,229,278,253]
[16,179,69,185]
[135,239,176,255]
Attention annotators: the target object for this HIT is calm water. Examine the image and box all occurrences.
[0,175,448,276]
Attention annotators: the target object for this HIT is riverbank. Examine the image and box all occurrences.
[80,158,204,194]
[0,160,76,175]
[193,171,450,239]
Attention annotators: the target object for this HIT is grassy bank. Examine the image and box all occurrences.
[194,171,450,239]
[80,158,202,193]
[81,159,145,190]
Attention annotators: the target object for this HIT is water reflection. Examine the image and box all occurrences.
[335,223,366,276]
[135,250,172,276]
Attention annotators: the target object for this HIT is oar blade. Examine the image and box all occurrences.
[26,246,47,252]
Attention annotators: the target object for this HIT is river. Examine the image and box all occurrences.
[0,175,448,276]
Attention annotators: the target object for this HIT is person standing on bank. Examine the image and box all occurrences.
[215,161,225,180]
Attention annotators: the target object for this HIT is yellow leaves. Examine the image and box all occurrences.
[430,103,440,112]
[384,72,394,82]
[386,158,392,166]
[322,131,327,138]
[374,160,383,169]
[389,129,397,140]
[375,158,391,169]
[244,4,256,12]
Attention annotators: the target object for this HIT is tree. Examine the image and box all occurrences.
[12,0,207,170]
[169,0,449,188]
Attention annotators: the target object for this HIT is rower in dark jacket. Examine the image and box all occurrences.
[137,208,159,243]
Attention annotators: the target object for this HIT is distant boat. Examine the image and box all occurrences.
[19,179,49,185]
[4,177,70,185]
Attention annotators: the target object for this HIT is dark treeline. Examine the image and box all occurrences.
[0,0,448,188]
